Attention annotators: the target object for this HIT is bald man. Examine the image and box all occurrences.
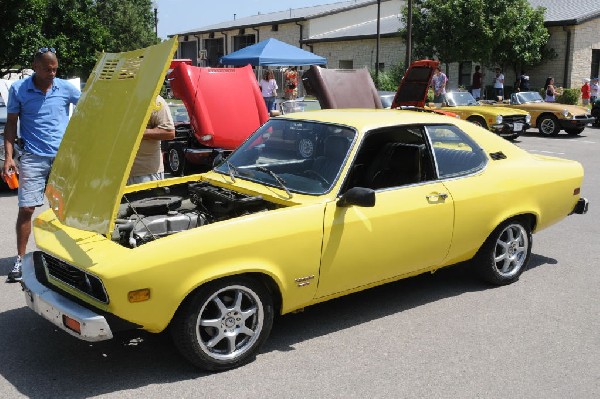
[3,47,80,282]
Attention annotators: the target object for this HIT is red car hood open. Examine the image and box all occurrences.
[391,59,438,109]
[168,63,269,150]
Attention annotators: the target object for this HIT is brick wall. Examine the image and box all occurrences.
[312,37,404,70]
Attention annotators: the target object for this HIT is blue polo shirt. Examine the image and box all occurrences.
[7,76,81,157]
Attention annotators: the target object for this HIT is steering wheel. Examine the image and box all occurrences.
[303,170,330,187]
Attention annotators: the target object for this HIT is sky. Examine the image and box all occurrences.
[155,0,346,38]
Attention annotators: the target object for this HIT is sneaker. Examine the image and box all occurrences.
[7,256,22,283]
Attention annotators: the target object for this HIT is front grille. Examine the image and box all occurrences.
[503,115,527,124]
[42,253,109,303]
[575,114,593,120]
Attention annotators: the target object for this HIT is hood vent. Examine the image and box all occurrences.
[489,151,507,160]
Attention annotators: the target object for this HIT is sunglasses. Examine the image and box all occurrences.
[38,47,56,54]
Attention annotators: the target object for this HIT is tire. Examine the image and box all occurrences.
[166,144,185,176]
[565,128,584,136]
[474,218,532,286]
[538,115,560,136]
[170,276,274,371]
[467,116,487,129]
[297,137,315,158]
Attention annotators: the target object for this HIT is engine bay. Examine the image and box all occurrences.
[112,181,281,248]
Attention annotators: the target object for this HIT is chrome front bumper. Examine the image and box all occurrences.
[20,253,113,342]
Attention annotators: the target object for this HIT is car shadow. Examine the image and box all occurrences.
[0,253,556,397]
[519,130,590,139]
[0,189,18,198]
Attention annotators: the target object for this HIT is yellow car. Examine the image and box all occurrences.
[498,91,595,136]
[436,91,531,140]
[20,39,588,372]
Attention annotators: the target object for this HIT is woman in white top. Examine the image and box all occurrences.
[544,77,557,102]
[259,70,278,112]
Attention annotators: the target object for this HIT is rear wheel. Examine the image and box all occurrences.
[474,218,532,285]
[565,127,584,136]
[170,276,274,371]
[538,115,560,136]
[166,143,185,176]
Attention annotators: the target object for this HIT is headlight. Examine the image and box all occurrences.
[525,114,531,123]
[562,109,570,118]
[495,115,503,124]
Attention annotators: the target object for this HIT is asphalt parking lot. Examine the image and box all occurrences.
[0,125,598,398]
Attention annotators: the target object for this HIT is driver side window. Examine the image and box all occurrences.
[343,125,435,191]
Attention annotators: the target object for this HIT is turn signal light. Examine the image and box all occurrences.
[62,315,81,334]
[574,188,580,195]
[128,289,151,303]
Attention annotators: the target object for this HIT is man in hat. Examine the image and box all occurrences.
[582,78,591,106]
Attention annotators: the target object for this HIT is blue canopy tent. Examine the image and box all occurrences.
[219,38,327,66]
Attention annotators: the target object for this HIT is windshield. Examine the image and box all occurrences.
[514,91,544,104]
[215,119,356,195]
[445,92,478,106]
[168,102,190,124]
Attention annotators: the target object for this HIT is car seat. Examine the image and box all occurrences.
[311,135,351,183]
[364,143,422,189]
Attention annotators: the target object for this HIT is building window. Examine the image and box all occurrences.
[204,38,224,67]
[339,60,354,69]
[233,34,256,52]
[272,24,279,32]
[459,61,472,88]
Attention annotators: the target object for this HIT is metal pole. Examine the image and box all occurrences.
[405,0,413,69]
[154,7,158,37]
[375,0,381,83]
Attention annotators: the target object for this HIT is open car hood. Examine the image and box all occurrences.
[46,38,178,236]
[391,59,438,109]
[168,63,269,150]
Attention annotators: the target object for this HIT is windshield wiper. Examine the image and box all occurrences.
[254,166,292,198]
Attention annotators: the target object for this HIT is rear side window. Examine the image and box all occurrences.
[427,125,487,178]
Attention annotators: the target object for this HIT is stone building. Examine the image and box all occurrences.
[171,0,600,92]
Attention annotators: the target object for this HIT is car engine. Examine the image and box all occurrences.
[112,181,280,248]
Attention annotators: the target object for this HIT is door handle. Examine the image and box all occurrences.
[426,193,448,201]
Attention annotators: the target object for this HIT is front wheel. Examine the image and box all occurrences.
[467,116,487,129]
[538,115,560,136]
[170,277,274,371]
[474,219,532,285]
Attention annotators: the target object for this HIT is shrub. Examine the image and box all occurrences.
[370,64,405,91]
[557,88,580,105]
[538,87,579,105]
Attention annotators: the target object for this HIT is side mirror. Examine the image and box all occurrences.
[337,187,376,208]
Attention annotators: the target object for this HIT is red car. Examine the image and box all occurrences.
[164,63,269,175]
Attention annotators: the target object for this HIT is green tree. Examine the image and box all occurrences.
[42,0,109,77]
[401,0,552,71]
[95,0,158,53]
[0,0,157,79]
[0,0,46,73]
